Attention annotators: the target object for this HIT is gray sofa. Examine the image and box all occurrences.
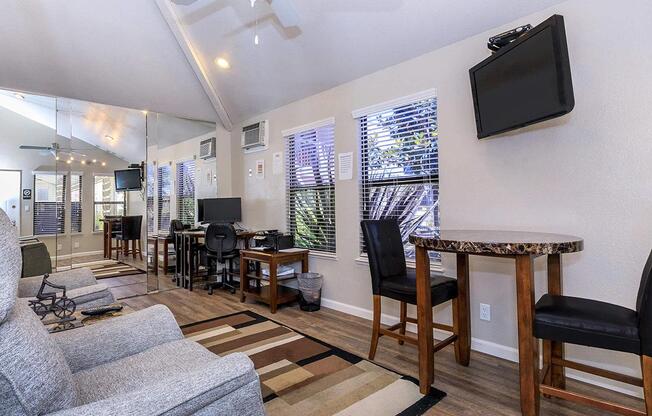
[0,209,266,416]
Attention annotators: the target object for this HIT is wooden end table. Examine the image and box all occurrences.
[239,249,309,313]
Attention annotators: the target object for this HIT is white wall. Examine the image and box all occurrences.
[229,0,652,396]
[151,124,231,227]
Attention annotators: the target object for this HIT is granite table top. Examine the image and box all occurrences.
[409,230,583,256]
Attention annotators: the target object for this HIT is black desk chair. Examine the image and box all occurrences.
[361,219,468,363]
[534,249,652,415]
[169,220,186,284]
[202,223,239,295]
[115,216,143,261]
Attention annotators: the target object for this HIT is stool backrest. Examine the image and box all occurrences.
[636,249,652,354]
[120,215,142,240]
[360,219,407,295]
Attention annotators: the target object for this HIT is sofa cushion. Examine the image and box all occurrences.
[74,339,235,404]
[0,303,78,415]
[0,209,21,323]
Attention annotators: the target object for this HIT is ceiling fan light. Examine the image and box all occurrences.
[254,34,259,45]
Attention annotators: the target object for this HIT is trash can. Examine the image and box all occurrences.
[297,273,323,312]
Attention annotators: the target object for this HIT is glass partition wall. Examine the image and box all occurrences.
[0,86,215,299]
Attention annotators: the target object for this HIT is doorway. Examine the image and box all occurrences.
[0,170,21,233]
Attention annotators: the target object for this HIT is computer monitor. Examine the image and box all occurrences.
[199,197,242,223]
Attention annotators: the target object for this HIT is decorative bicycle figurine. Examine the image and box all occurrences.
[28,274,76,322]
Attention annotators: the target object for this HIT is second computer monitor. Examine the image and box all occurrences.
[200,197,242,223]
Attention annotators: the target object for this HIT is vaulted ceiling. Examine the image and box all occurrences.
[0,0,565,130]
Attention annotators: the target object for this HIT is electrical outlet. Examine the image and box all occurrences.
[480,303,491,321]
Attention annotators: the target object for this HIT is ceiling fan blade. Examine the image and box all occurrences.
[170,0,198,5]
[19,145,54,151]
[269,0,300,28]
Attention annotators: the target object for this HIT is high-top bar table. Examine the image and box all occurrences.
[409,230,583,416]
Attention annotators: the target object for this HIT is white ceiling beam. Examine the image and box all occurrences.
[155,0,233,131]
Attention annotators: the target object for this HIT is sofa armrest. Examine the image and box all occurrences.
[51,305,183,372]
[47,354,265,416]
[18,267,97,297]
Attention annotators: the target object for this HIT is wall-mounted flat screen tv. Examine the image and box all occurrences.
[469,14,574,139]
[115,169,142,191]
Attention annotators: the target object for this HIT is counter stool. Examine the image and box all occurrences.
[534,248,652,415]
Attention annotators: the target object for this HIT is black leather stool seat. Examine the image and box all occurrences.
[534,294,640,354]
[380,269,458,306]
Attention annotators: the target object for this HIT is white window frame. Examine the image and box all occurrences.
[283,117,337,255]
[93,174,126,232]
[354,89,441,265]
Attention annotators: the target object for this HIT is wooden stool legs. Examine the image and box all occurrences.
[368,295,382,360]
[643,355,652,415]
[398,302,407,346]
[368,295,463,363]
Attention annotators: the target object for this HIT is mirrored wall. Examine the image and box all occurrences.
[0,88,216,299]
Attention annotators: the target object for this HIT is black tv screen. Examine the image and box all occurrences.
[115,169,142,191]
[469,15,574,139]
[199,198,242,223]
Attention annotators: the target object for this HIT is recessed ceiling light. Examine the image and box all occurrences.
[92,159,97,163]
[81,160,86,165]
[141,110,148,115]
[105,135,115,141]
[69,156,74,161]
[101,162,106,166]
[13,93,25,100]
[55,156,60,161]
[215,57,230,69]
[66,160,72,165]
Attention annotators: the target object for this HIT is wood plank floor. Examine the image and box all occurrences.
[121,287,645,415]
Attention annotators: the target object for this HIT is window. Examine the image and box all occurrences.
[93,175,125,231]
[357,93,439,260]
[284,120,336,253]
[176,159,196,225]
[157,164,171,233]
[70,175,82,233]
[146,163,155,233]
[33,173,65,235]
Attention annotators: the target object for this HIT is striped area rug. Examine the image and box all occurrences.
[57,260,145,279]
[182,310,445,415]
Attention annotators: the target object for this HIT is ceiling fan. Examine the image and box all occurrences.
[170,0,300,28]
[19,143,88,159]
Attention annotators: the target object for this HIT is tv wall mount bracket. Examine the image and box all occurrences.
[488,24,532,52]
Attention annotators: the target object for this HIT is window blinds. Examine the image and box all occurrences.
[285,122,336,253]
[157,164,171,234]
[176,159,196,225]
[33,173,66,235]
[93,175,125,231]
[357,96,439,260]
[70,175,82,233]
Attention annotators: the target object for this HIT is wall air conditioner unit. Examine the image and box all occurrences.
[241,120,269,153]
[199,137,216,160]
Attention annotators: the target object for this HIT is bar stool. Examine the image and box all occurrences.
[360,219,469,364]
[534,248,652,415]
[115,216,143,261]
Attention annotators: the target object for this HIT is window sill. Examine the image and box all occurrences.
[309,251,338,261]
[355,254,444,273]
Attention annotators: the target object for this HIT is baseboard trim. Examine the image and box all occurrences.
[50,250,104,262]
[320,297,643,398]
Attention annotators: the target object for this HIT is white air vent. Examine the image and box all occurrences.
[199,137,216,160]
[241,120,269,153]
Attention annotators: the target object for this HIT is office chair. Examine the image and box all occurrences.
[169,219,186,284]
[115,216,143,261]
[202,223,239,295]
